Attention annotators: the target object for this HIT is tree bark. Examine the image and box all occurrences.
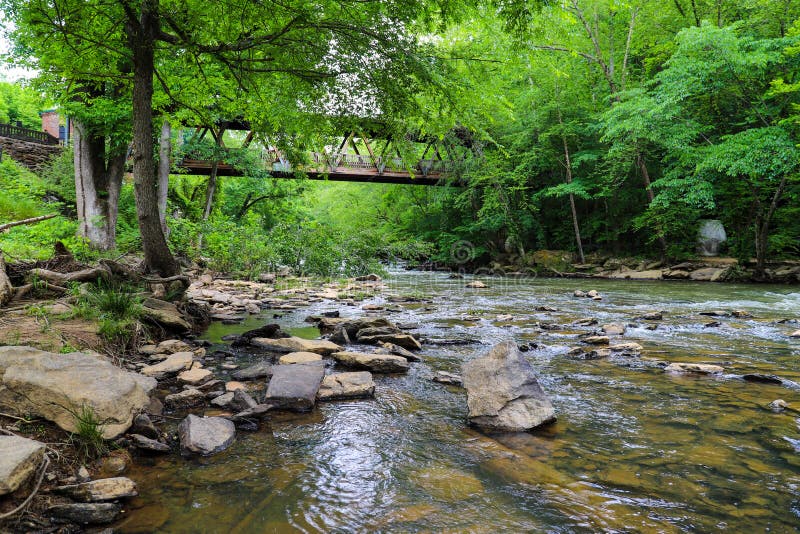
[0,251,13,307]
[202,161,219,221]
[72,121,125,250]
[636,151,668,259]
[753,175,788,278]
[556,106,585,264]
[158,119,171,237]
[127,1,179,276]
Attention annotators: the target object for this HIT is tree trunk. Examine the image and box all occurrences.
[202,161,219,221]
[158,119,171,237]
[636,151,668,259]
[0,251,13,307]
[128,1,179,276]
[753,175,788,279]
[557,109,585,264]
[72,121,125,250]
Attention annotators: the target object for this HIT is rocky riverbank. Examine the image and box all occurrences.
[415,250,800,283]
[2,269,800,531]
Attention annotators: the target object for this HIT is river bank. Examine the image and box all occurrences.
[413,250,800,284]
[2,269,800,531]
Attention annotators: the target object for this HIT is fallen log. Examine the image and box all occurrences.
[0,213,58,233]
[25,265,111,285]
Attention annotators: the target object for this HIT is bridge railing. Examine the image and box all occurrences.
[0,123,60,145]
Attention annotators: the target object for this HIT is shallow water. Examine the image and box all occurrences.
[119,272,800,533]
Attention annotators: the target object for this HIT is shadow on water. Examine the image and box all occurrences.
[119,272,800,532]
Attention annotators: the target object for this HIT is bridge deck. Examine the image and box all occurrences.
[179,159,457,186]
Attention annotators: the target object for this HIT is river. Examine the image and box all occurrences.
[118,271,800,532]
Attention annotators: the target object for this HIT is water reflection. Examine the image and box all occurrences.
[120,272,800,532]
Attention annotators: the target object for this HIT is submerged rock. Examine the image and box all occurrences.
[178,414,236,455]
[0,435,45,496]
[461,341,555,432]
[0,346,156,439]
[466,281,487,288]
[264,364,325,411]
[317,372,375,400]
[332,351,410,373]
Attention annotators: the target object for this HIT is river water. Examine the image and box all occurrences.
[119,271,800,532]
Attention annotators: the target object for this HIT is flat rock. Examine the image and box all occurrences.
[583,335,609,345]
[601,323,626,336]
[790,330,800,338]
[178,414,236,455]
[432,371,463,386]
[210,392,235,408]
[466,281,487,288]
[357,333,422,351]
[231,361,273,381]
[278,352,323,365]
[690,267,726,282]
[48,503,121,524]
[264,364,325,411]
[252,336,342,355]
[156,339,193,354]
[609,342,643,354]
[462,341,556,431]
[377,342,422,362]
[665,362,724,375]
[164,388,205,410]
[328,317,394,340]
[317,372,375,400]
[130,434,170,453]
[141,298,191,331]
[177,367,212,386]
[0,346,156,439]
[56,477,137,502]
[332,351,410,373]
[0,435,46,496]
[140,352,194,378]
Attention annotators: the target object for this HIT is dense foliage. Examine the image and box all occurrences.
[2,0,800,276]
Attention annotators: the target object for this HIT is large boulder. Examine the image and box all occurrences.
[461,341,556,432]
[0,435,45,496]
[264,364,325,411]
[331,351,410,373]
[317,372,375,400]
[252,336,341,355]
[178,414,236,455]
[0,346,156,439]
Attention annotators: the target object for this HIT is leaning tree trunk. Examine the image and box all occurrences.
[128,1,179,276]
[753,174,788,279]
[636,151,668,259]
[73,121,125,250]
[158,119,171,237]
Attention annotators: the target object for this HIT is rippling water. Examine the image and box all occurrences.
[118,272,800,533]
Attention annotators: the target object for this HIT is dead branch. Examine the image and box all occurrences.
[0,214,58,233]
[26,265,111,285]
